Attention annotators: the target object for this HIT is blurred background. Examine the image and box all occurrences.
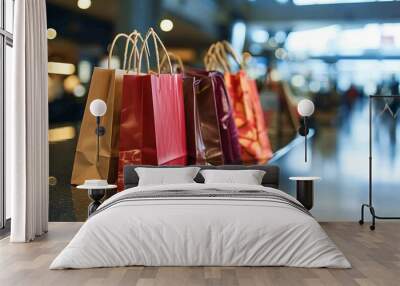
[46,0,400,222]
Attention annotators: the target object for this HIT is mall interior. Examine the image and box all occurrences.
[39,0,400,222]
[1,0,400,284]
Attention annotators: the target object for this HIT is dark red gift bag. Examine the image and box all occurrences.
[117,29,187,190]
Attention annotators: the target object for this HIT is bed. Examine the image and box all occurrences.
[50,165,350,269]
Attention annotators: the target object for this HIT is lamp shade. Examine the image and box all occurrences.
[90,99,107,117]
[297,99,314,117]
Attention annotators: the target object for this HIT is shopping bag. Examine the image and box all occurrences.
[71,33,137,185]
[117,28,187,190]
[182,76,207,165]
[224,70,259,163]
[186,69,226,165]
[161,53,207,165]
[206,41,272,164]
[208,70,242,164]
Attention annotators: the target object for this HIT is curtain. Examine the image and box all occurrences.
[7,0,49,242]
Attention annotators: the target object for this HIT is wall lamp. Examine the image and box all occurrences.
[297,99,315,162]
[90,99,107,163]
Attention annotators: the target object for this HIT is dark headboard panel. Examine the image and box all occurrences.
[124,165,280,189]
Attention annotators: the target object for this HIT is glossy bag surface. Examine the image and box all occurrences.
[117,29,188,190]
[182,77,207,165]
[185,68,225,165]
[225,71,272,164]
[151,74,187,166]
[210,71,242,164]
[248,78,273,163]
[117,73,187,190]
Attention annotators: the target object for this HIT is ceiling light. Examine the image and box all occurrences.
[251,30,269,44]
[231,21,247,53]
[160,19,174,32]
[47,28,57,40]
[267,37,278,48]
[49,126,76,143]
[78,60,92,83]
[274,31,287,44]
[48,62,76,75]
[291,74,306,88]
[63,75,80,93]
[73,84,86,98]
[275,48,288,60]
[309,81,321,93]
[77,0,91,10]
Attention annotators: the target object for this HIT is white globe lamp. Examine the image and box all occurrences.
[89,99,107,163]
[297,99,314,117]
[297,99,315,162]
[90,99,107,117]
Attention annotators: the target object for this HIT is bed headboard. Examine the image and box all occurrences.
[123,165,280,189]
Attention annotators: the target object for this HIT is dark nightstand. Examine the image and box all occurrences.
[289,177,321,210]
[77,181,117,216]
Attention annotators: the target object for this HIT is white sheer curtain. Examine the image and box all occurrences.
[7,0,49,242]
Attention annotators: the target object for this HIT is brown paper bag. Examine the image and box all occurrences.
[71,33,137,185]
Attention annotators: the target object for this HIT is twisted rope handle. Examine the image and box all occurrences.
[108,33,137,69]
[122,31,138,70]
[161,52,184,73]
[204,42,229,72]
[126,31,150,74]
[204,43,216,70]
[221,40,243,70]
[138,28,173,74]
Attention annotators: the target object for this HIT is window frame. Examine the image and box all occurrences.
[1,0,14,230]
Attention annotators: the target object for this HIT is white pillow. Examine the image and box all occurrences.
[135,167,201,186]
[200,169,266,185]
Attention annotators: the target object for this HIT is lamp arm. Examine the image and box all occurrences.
[95,116,106,164]
[304,116,307,162]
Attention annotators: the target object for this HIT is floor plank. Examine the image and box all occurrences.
[0,222,399,286]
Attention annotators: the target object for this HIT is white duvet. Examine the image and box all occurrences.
[50,183,350,269]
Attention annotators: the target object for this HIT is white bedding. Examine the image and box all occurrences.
[50,183,350,269]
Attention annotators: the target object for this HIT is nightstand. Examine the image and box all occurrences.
[289,177,321,210]
[77,180,117,216]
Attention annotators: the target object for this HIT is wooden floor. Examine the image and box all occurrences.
[0,222,399,286]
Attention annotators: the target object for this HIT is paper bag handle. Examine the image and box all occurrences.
[220,40,243,70]
[204,43,229,72]
[160,52,184,73]
[138,28,173,74]
[108,33,138,70]
[125,31,150,74]
[204,41,244,72]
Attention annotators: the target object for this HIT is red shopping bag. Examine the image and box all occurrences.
[117,29,187,190]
